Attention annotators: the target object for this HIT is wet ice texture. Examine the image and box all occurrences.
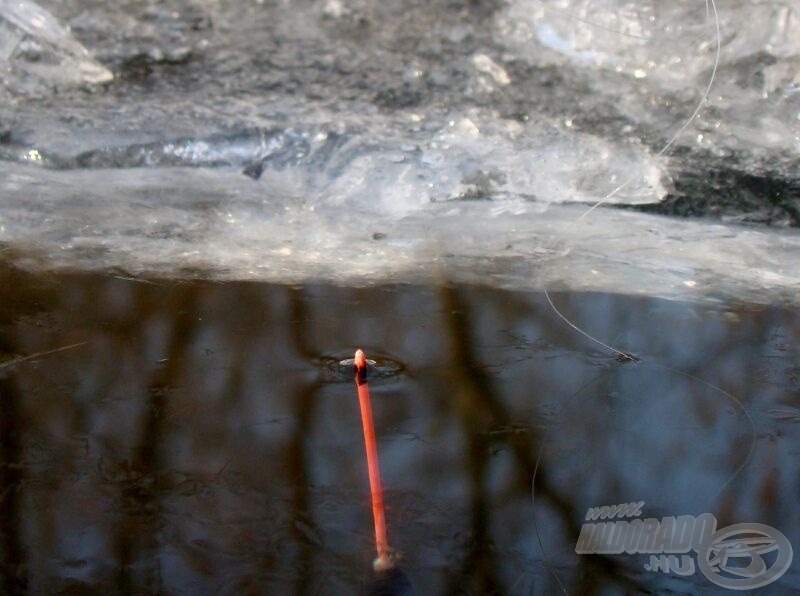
[0,0,799,300]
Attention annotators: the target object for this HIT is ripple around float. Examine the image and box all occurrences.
[317,354,405,383]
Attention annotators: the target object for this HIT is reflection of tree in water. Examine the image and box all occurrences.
[287,288,323,596]
[442,285,645,595]
[0,263,56,594]
[0,264,796,593]
[0,373,27,593]
[115,285,198,593]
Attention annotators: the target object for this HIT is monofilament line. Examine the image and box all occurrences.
[546,0,721,359]
[580,0,721,220]
[544,291,633,360]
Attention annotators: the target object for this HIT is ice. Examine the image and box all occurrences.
[1,159,798,304]
[0,0,798,303]
[0,0,112,91]
[499,0,800,154]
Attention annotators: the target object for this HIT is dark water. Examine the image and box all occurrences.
[0,262,798,594]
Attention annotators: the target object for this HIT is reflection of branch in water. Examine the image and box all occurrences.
[287,288,324,596]
[287,381,322,595]
[531,372,609,595]
[0,265,46,594]
[441,285,503,595]
[0,374,28,594]
[442,285,647,594]
[115,285,198,593]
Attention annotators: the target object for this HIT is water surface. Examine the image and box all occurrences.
[1,264,798,594]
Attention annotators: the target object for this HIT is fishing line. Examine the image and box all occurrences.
[579,0,720,220]
[531,372,606,595]
[544,290,632,361]
[543,0,752,499]
[530,357,755,593]
[532,1,756,591]
[649,362,757,499]
[544,0,720,361]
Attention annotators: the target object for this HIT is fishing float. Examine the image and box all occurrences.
[353,349,414,595]
[354,348,391,567]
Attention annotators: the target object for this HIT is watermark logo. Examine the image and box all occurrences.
[575,502,793,590]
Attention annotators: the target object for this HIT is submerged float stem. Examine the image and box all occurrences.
[354,349,390,563]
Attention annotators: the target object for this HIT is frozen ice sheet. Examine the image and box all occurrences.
[1,162,797,305]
